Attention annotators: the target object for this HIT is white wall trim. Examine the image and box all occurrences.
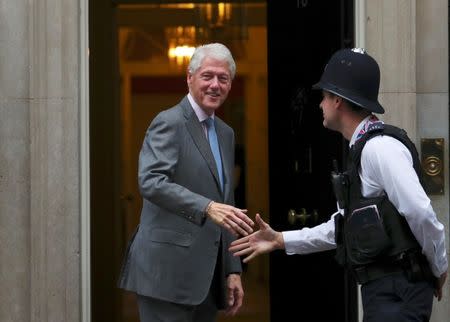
[354,0,366,49]
[354,4,365,322]
[80,0,91,321]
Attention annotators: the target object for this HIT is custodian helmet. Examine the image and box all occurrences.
[313,48,384,114]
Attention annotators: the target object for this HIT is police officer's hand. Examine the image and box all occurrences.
[229,213,284,263]
[435,271,447,301]
[205,201,254,237]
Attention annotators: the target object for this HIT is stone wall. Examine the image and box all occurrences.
[365,0,450,321]
[0,0,83,321]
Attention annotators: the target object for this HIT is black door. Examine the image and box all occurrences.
[267,1,357,321]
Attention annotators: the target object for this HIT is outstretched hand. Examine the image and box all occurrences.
[228,213,284,263]
[206,201,254,237]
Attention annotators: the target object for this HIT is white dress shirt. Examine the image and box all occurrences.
[283,116,448,277]
[187,93,214,138]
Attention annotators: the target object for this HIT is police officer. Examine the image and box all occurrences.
[229,48,448,321]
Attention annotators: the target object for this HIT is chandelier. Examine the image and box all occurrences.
[165,2,243,68]
[166,26,197,68]
[203,3,232,28]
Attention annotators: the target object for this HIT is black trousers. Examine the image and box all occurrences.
[361,272,434,322]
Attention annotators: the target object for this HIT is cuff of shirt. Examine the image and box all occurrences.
[282,231,305,255]
[432,256,448,278]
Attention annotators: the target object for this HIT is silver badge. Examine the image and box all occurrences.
[351,47,366,54]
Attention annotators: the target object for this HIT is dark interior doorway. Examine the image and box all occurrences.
[90,1,269,321]
[89,0,122,321]
[90,0,357,321]
[266,0,357,321]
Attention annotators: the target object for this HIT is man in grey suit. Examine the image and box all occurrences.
[119,43,255,322]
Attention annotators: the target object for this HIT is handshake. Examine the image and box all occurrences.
[205,202,284,263]
[228,213,285,263]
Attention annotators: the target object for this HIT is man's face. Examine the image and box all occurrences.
[319,91,340,131]
[187,57,232,115]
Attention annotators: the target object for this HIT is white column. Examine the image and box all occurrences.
[1,0,86,320]
[416,0,450,320]
[363,1,449,321]
[29,0,82,321]
[0,1,31,321]
[366,0,417,138]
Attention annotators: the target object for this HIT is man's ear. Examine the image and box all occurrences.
[333,95,343,108]
[334,96,348,113]
[187,73,192,86]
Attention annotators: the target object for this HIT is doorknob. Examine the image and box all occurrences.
[288,208,319,226]
[288,208,309,226]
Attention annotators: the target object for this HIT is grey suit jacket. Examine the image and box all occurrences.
[118,96,242,308]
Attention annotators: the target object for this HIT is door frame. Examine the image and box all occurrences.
[81,1,367,321]
[354,1,365,320]
[80,0,91,322]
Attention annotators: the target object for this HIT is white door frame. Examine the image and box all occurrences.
[78,1,367,321]
[354,2,364,321]
[80,0,91,321]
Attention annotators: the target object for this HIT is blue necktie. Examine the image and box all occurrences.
[204,118,223,190]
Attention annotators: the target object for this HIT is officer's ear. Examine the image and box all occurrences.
[335,95,343,106]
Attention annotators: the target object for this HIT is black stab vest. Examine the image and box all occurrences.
[335,123,423,267]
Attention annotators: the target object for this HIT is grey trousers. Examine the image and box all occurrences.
[136,290,218,322]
